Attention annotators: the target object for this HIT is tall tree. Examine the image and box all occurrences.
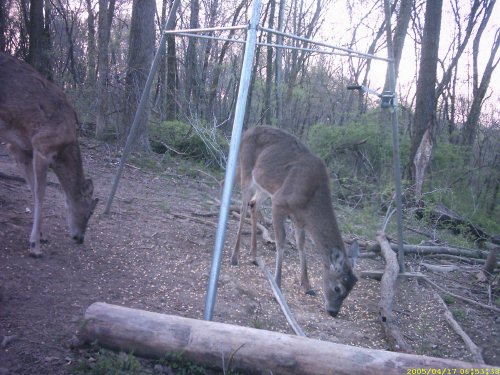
[263,0,276,125]
[85,0,97,85]
[121,0,156,151]
[27,0,51,79]
[462,11,499,146]
[95,0,116,140]
[0,0,6,52]
[384,0,413,90]
[165,0,179,121]
[154,0,168,120]
[185,0,199,113]
[408,0,443,197]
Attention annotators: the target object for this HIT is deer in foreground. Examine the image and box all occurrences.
[0,52,98,257]
[230,126,358,317]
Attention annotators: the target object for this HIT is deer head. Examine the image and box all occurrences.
[65,178,98,244]
[322,241,359,317]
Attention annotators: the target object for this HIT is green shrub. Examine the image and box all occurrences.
[149,120,228,168]
[307,117,410,206]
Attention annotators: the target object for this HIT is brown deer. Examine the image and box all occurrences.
[0,52,98,257]
[230,126,358,317]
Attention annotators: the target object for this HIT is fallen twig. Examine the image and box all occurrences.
[420,277,500,314]
[432,290,485,364]
[256,257,306,337]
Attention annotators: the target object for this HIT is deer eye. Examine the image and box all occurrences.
[334,286,341,293]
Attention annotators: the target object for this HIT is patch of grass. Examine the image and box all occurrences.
[337,205,380,240]
[452,308,466,320]
[129,154,162,173]
[73,349,142,375]
[159,202,171,214]
[442,294,455,305]
[249,319,264,330]
[156,352,207,375]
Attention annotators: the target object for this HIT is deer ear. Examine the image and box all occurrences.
[348,240,359,269]
[82,178,94,196]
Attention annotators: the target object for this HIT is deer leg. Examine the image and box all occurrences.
[272,205,287,290]
[294,225,315,296]
[7,145,48,247]
[249,190,266,265]
[29,150,49,257]
[231,188,252,266]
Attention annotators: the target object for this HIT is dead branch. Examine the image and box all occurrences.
[376,231,412,353]
[424,254,495,266]
[230,211,274,244]
[192,169,222,187]
[256,258,306,337]
[420,276,500,314]
[366,242,488,259]
[420,263,459,273]
[171,212,217,228]
[432,290,485,364]
[0,171,59,189]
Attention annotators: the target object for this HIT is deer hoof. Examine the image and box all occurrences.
[29,245,43,258]
[305,289,316,296]
[251,260,258,267]
[230,258,238,266]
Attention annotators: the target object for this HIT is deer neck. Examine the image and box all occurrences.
[51,142,86,202]
[304,190,346,266]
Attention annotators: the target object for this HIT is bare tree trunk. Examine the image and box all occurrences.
[53,0,79,85]
[95,0,116,140]
[206,0,246,117]
[0,0,6,52]
[462,28,500,146]
[384,0,412,90]
[28,0,51,79]
[85,0,97,86]
[263,0,276,125]
[154,0,168,120]
[435,0,492,99]
[275,0,285,128]
[165,0,178,121]
[198,0,219,120]
[185,0,199,113]
[408,0,443,193]
[121,0,156,152]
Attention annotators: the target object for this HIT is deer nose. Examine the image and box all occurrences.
[327,308,339,317]
[72,235,84,244]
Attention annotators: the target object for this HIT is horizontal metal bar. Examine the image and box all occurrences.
[255,41,362,58]
[164,25,247,35]
[260,26,392,62]
[174,32,247,45]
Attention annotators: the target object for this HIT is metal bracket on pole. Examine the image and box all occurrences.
[346,85,395,109]
[203,0,263,321]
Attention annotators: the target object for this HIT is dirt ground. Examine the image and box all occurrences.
[0,138,499,374]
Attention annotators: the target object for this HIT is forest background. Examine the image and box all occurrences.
[1,0,499,239]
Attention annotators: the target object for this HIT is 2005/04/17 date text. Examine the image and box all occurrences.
[407,369,499,375]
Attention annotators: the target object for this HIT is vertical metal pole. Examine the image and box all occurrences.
[384,0,405,273]
[204,0,262,321]
[104,0,181,214]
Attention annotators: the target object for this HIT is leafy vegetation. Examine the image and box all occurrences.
[149,120,228,169]
[72,346,235,375]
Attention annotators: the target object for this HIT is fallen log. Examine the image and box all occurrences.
[415,202,489,242]
[366,242,487,259]
[80,303,499,375]
[376,232,411,353]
